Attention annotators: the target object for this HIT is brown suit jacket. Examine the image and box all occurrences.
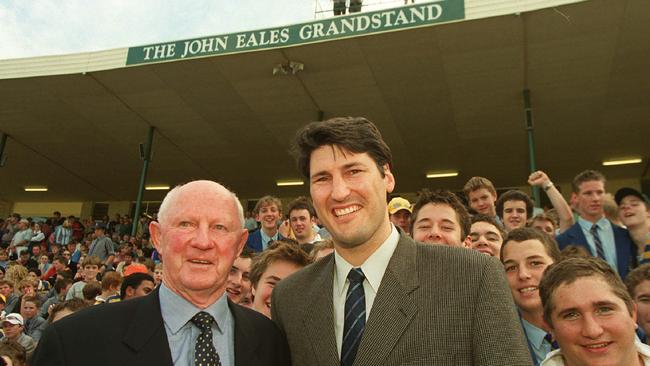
[272,235,531,365]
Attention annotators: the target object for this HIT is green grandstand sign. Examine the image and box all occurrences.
[126,0,464,65]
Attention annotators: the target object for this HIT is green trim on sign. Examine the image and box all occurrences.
[126,0,465,65]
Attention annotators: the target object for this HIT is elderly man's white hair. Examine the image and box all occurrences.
[156,180,245,228]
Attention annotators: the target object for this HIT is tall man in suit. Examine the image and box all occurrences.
[272,117,531,366]
[556,170,636,278]
[32,180,290,366]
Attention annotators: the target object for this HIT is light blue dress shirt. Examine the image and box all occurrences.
[577,216,617,272]
[521,318,552,366]
[260,230,280,251]
[159,283,235,366]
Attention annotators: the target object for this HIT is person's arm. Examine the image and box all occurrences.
[31,232,45,242]
[472,257,532,365]
[528,170,575,233]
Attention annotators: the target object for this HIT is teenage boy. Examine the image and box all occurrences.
[1,313,37,359]
[287,197,321,247]
[387,197,412,236]
[65,256,101,300]
[226,248,255,305]
[467,214,505,257]
[464,176,498,218]
[556,170,636,278]
[501,227,562,366]
[625,264,650,343]
[539,257,650,365]
[20,295,47,342]
[615,187,650,262]
[246,196,284,252]
[410,189,471,247]
[496,190,534,232]
[250,241,311,318]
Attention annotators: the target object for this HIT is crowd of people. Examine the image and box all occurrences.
[0,116,648,366]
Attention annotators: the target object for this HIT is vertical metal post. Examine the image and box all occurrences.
[0,133,7,167]
[524,89,540,207]
[132,127,154,237]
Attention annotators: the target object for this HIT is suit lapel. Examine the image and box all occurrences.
[230,301,264,366]
[355,236,419,366]
[122,288,174,366]
[303,255,339,366]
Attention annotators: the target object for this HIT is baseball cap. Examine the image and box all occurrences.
[388,197,412,215]
[614,187,650,206]
[123,263,149,277]
[3,313,24,326]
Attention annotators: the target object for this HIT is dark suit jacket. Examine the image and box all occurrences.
[31,287,290,366]
[245,229,284,252]
[272,235,532,366]
[556,220,636,278]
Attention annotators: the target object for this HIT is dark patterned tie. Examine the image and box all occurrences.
[191,311,221,366]
[341,268,366,366]
[590,224,606,260]
[544,333,559,350]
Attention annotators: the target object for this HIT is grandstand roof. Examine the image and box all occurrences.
[0,0,648,202]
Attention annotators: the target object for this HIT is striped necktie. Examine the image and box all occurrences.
[544,333,559,350]
[590,224,606,260]
[341,268,366,366]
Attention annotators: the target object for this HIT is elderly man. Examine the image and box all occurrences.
[272,117,531,365]
[32,180,290,366]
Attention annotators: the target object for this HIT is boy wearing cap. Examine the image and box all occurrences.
[616,187,650,262]
[388,197,412,235]
[1,313,37,359]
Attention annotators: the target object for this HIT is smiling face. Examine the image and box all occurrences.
[412,203,463,247]
[255,204,281,235]
[150,181,248,307]
[252,259,302,318]
[226,256,252,304]
[309,145,394,255]
[502,239,555,313]
[549,276,639,366]
[468,221,503,257]
[618,196,649,229]
[468,188,497,217]
[502,200,527,231]
[289,209,314,243]
[573,180,605,222]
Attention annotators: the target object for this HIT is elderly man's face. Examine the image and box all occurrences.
[150,181,248,305]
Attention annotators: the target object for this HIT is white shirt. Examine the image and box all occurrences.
[332,225,400,356]
[541,339,650,365]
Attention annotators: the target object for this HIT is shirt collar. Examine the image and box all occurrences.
[333,224,400,297]
[521,317,547,349]
[159,282,230,335]
[578,216,609,231]
[260,229,279,245]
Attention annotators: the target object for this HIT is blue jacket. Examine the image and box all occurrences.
[556,220,637,278]
[246,229,285,252]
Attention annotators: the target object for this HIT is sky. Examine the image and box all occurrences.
[0,0,401,60]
